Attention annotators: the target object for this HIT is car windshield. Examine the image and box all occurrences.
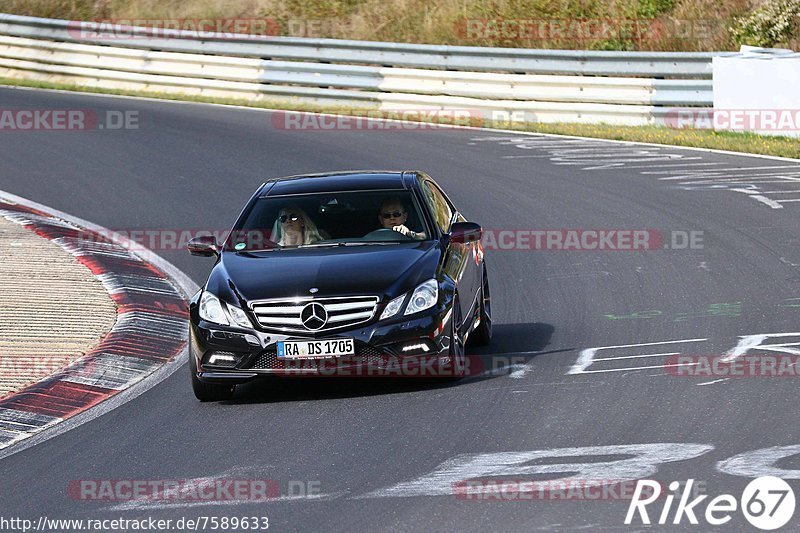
[225,190,431,251]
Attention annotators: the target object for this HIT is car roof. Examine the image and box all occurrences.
[260,171,418,196]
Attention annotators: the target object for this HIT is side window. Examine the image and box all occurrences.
[422,181,453,233]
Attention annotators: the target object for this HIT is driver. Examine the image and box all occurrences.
[378,198,426,240]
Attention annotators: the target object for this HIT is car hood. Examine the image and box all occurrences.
[207,241,442,303]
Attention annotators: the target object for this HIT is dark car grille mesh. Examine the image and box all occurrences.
[247,343,392,370]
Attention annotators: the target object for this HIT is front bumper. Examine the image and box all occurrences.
[190,306,455,383]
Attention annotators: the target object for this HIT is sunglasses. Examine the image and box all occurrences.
[381,211,405,219]
[279,214,300,223]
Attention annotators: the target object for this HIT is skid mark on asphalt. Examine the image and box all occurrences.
[471,135,800,209]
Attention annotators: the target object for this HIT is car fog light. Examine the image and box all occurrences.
[402,343,430,353]
[398,341,434,356]
[206,351,243,367]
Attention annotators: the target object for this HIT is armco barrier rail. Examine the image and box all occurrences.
[0,14,727,126]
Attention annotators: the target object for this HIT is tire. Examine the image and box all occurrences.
[470,265,492,346]
[446,295,466,380]
[190,348,235,402]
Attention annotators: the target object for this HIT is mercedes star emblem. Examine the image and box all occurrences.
[300,302,328,330]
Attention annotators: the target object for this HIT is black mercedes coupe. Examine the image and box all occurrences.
[187,171,491,400]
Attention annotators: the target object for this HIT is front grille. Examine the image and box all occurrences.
[250,296,379,334]
[247,343,392,371]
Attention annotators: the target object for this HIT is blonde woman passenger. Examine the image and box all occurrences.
[272,205,323,246]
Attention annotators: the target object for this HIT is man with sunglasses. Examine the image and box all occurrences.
[378,198,426,240]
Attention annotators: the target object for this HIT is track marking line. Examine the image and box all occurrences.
[722,334,800,363]
[751,195,784,209]
[569,338,707,375]
[697,378,729,386]
[621,161,721,170]
[576,362,700,374]
[592,352,680,362]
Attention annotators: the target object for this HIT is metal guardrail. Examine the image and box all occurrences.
[0,13,718,126]
[0,13,728,78]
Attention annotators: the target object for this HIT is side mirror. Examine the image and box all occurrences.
[187,235,219,257]
[450,222,482,244]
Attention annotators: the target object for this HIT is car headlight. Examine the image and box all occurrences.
[227,303,253,329]
[380,280,439,321]
[199,291,229,325]
[199,291,254,328]
[404,279,439,315]
[380,294,406,320]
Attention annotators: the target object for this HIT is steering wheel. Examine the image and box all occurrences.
[362,228,411,241]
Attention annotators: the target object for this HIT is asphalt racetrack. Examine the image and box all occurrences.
[2,86,800,531]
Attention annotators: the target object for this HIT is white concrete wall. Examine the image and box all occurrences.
[713,48,800,138]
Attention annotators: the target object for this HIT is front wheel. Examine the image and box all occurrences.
[470,265,492,346]
[445,296,466,380]
[190,349,235,402]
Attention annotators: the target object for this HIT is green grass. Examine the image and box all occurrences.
[3,75,798,159]
[7,0,797,51]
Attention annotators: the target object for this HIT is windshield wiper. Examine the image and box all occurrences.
[294,242,345,249]
[297,242,363,248]
[234,248,280,255]
[235,242,400,252]
[298,241,399,248]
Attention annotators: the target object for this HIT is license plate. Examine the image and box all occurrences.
[277,339,355,359]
